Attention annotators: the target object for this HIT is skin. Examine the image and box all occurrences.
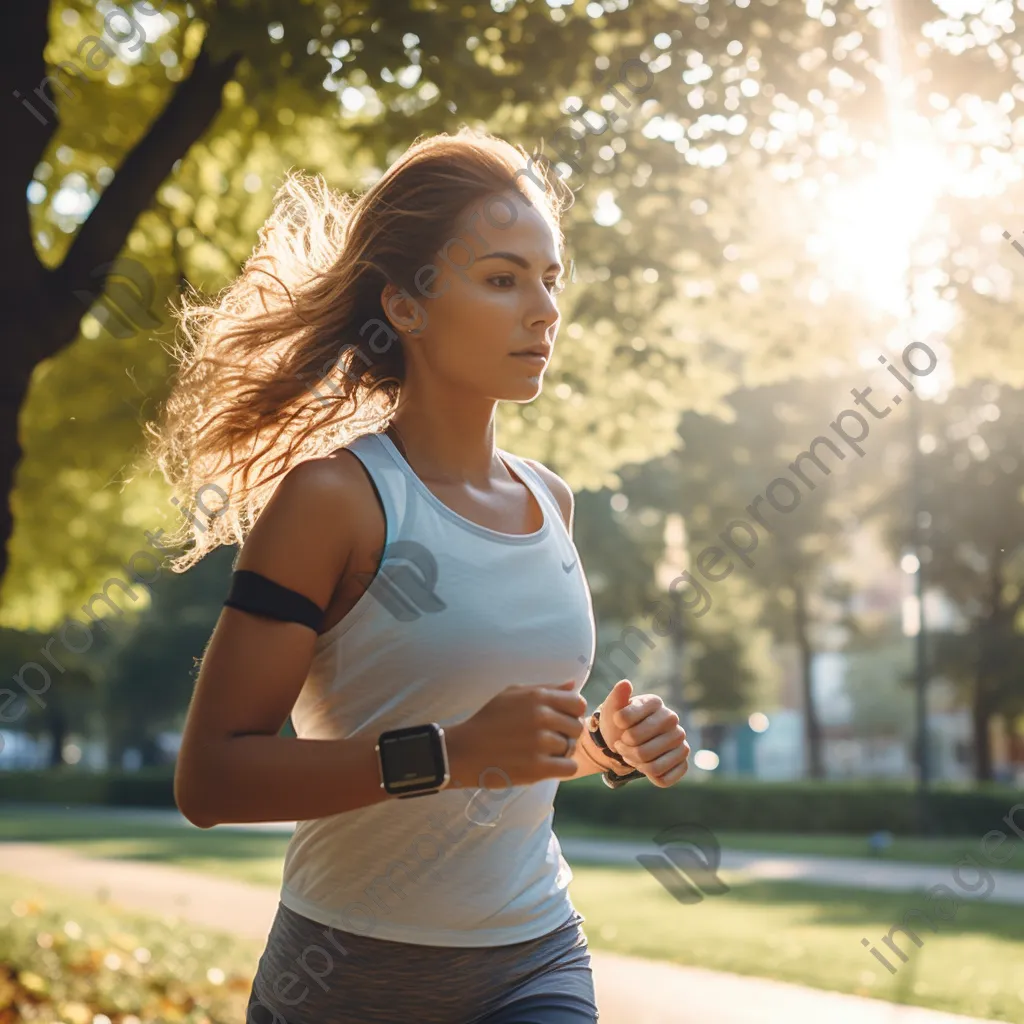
[175,192,688,832]
[373,190,690,789]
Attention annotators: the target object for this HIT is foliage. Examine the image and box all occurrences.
[842,630,916,740]
[4,0,1024,629]
[100,545,237,766]
[0,874,257,1023]
[867,378,1024,774]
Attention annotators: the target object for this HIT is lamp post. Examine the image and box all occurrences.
[877,0,954,836]
[908,381,932,830]
[655,513,689,724]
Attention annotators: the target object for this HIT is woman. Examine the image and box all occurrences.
[155,128,691,1024]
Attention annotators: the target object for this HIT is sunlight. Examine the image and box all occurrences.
[813,139,951,315]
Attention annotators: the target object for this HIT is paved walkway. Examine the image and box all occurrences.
[0,840,1004,1024]
[11,804,1024,905]
[558,839,1024,906]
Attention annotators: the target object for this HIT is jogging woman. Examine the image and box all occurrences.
[158,128,691,1024]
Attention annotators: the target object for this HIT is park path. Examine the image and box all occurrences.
[13,804,1024,905]
[0,837,1005,1024]
[558,839,1024,906]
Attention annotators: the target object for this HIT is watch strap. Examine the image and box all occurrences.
[588,708,645,788]
[602,766,645,789]
[587,708,631,768]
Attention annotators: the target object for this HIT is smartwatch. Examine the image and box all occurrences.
[376,723,451,799]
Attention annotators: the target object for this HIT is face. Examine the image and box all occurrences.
[382,191,564,404]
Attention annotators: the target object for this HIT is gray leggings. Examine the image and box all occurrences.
[246,900,599,1024]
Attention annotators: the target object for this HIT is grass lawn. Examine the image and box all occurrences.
[2,861,1023,1023]
[0,808,292,888]
[569,866,1024,1023]
[556,819,1024,871]
[3,806,1024,1020]
[5,803,1024,873]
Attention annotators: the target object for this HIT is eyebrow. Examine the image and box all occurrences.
[478,251,564,275]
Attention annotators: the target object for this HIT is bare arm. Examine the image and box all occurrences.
[175,457,406,828]
[520,458,636,784]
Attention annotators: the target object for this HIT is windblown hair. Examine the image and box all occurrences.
[145,127,569,572]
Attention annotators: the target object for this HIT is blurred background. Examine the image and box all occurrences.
[1,0,1023,1022]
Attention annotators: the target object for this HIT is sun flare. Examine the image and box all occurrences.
[813,140,952,314]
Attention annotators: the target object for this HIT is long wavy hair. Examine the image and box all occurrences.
[145,127,569,572]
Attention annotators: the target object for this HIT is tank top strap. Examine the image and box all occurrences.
[499,450,565,533]
[342,431,422,548]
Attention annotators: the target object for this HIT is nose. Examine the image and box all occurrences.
[528,285,560,334]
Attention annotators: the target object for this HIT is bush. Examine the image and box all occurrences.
[2,768,1021,837]
[0,768,176,808]
[553,775,1024,837]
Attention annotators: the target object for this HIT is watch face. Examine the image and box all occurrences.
[379,726,446,794]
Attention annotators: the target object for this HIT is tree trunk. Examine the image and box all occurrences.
[793,580,825,779]
[0,351,36,584]
[45,690,68,768]
[971,545,1005,783]
[0,5,242,591]
[971,685,993,782]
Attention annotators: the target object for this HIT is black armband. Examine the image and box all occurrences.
[223,570,325,632]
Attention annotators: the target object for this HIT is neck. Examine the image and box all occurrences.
[386,398,503,487]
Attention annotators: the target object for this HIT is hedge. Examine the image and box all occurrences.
[1,769,1021,837]
[553,774,1024,837]
[0,768,179,809]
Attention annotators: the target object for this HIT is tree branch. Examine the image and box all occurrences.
[0,1,59,295]
[49,36,244,346]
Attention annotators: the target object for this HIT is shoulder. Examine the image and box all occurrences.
[268,448,373,520]
[239,447,380,576]
[518,456,573,532]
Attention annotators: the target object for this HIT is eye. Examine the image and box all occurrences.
[489,274,516,288]
[545,278,565,295]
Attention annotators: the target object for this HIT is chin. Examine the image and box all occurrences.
[497,374,545,403]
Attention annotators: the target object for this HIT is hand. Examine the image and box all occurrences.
[447,680,586,789]
[597,680,690,788]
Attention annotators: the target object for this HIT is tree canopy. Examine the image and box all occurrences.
[2,0,1022,641]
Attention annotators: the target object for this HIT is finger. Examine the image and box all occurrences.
[539,705,585,738]
[620,707,681,747]
[645,742,691,781]
[545,757,579,779]
[537,740,579,778]
[537,688,587,717]
[538,729,574,756]
[612,694,663,730]
[653,757,690,787]
[625,728,686,764]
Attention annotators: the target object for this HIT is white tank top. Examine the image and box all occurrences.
[279,430,597,947]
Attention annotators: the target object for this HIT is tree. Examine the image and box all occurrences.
[4,0,1020,634]
[0,626,102,766]
[874,380,1024,781]
[101,544,237,766]
[624,374,896,777]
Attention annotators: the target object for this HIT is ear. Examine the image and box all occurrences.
[381,283,427,335]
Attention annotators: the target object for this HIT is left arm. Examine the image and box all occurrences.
[522,459,689,787]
